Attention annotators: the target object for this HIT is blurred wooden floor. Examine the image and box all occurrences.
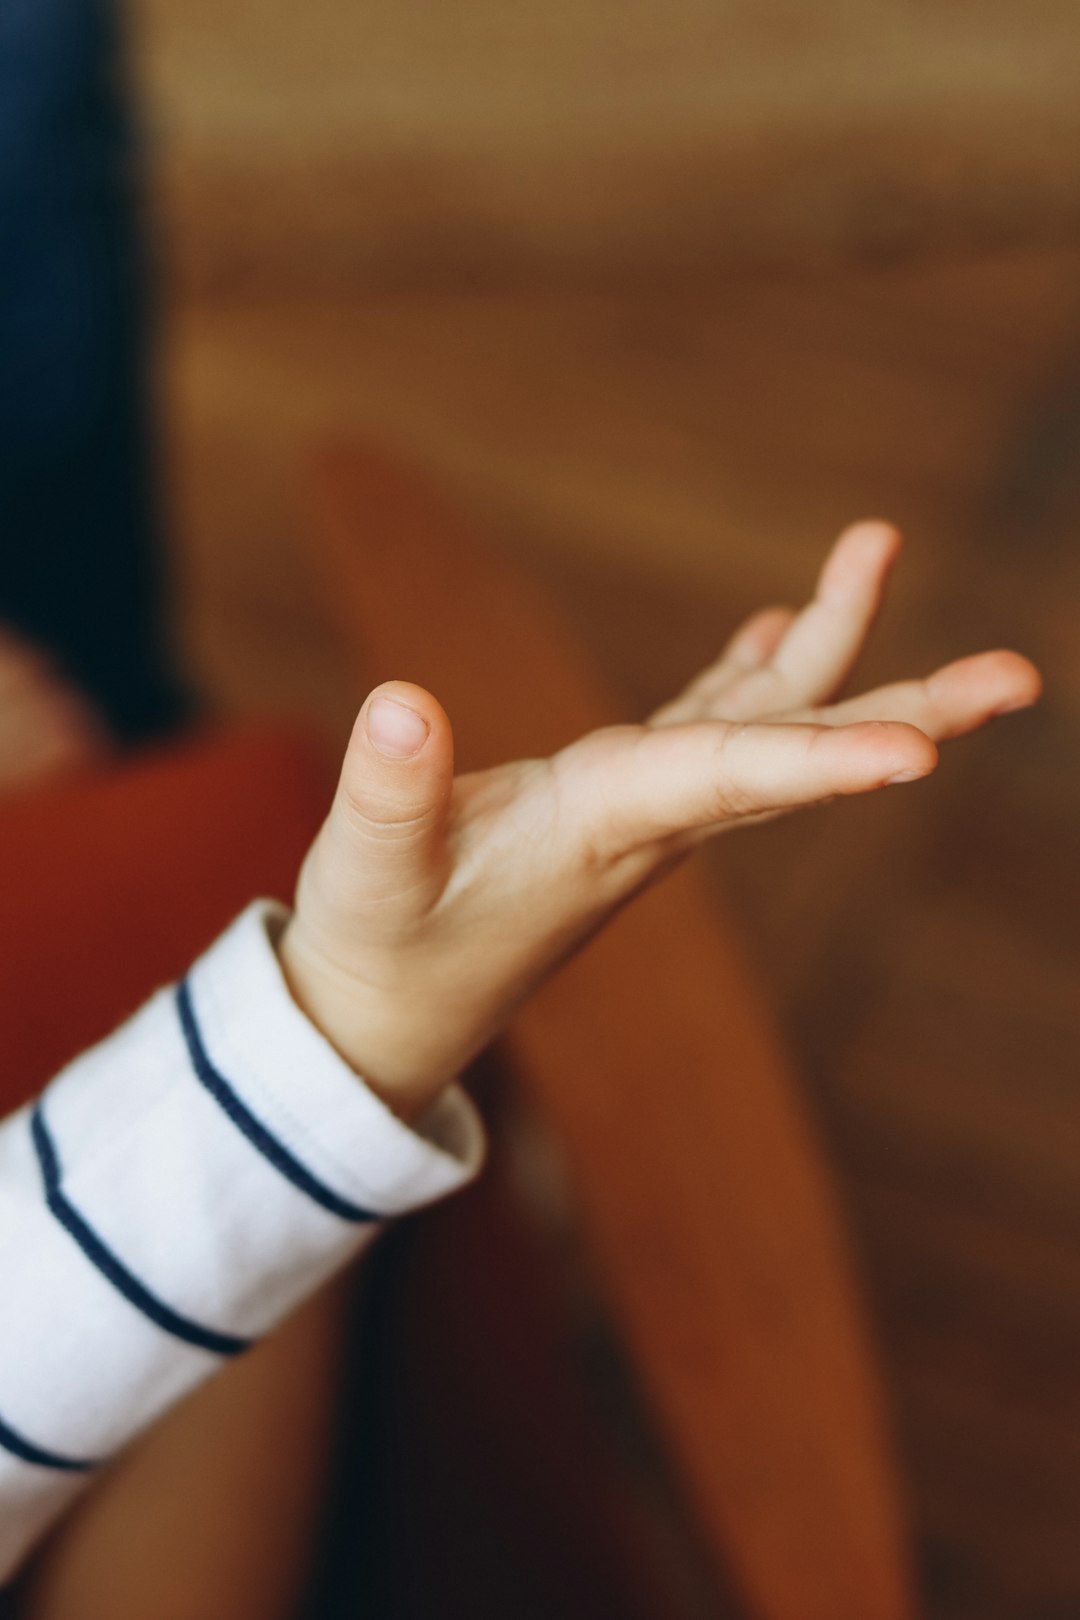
[164,247,1080,1620]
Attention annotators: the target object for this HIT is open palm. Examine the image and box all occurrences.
[283,522,1040,1115]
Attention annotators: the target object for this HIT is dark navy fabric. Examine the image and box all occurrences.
[0,0,186,739]
[0,1410,100,1474]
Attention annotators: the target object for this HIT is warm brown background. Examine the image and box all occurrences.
[129,4,1080,1614]
[137,0,1080,288]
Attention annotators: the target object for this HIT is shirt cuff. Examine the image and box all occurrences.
[186,900,487,1217]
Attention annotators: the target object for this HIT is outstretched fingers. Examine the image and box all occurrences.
[650,606,795,726]
[807,650,1043,741]
[653,521,902,728]
[723,521,902,717]
[581,716,937,857]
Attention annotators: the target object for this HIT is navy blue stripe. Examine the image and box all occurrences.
[0,1411,100,1474]
[176,979,381,1225]
[31,1104,251,1359]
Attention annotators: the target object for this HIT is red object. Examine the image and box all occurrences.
[0,725,333,1115]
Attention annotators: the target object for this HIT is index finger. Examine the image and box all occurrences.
[580,716,937,857]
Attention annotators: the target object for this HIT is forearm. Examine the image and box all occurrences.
[0,903,484,1583]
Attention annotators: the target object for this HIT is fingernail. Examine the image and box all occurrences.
[366,696,429,758]
[886,767,926,785]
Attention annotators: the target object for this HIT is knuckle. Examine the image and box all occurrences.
[706,725,754,817]
[338,786,437,843]
[576,827,614,878]
[805,723,836,755]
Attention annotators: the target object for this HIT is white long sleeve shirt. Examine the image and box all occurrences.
[0,901,486,1582]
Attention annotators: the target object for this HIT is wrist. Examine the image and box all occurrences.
[275,918,455,1126]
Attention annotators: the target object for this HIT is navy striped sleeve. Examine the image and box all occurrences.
[0,901,484,1588]
[31,1103,252,1359]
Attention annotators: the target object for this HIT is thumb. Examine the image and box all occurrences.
[320,680,455,922]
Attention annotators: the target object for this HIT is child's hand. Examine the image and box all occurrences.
[279,523,1040,1120]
